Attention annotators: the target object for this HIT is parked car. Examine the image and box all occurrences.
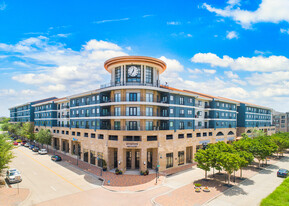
[13,141,18,146]
[29,145,35,150]
[32,147,39,152]
[6,169,22,184]
[21,141,27,146]
[24,143,30,147]
[277,169,289,178]
[38,149,48,155]
[51,155,62,161]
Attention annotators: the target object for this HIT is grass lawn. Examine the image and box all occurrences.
[261,177,289,206]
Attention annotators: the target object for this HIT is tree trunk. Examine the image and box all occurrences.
[228,173,231,185]
[205,170,207,179]
[213,168,215,177]
[266,158,268,165]
[258,160,261,168]
[240,168,243,178]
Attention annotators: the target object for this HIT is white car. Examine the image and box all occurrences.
[6,169,22,184]
[38,149,47,155]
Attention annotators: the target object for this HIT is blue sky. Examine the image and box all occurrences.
[1,0,289,116]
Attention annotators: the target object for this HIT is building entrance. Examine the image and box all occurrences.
[126,151,132,169]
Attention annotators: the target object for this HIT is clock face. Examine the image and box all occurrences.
[128,66,139,77]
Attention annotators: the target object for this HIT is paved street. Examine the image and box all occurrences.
[9,146,102,206]
[204,156,289,206]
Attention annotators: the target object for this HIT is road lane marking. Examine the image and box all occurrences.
[50,186,57,191]
[17,148,84,191]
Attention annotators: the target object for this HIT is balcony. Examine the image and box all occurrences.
[61,115,70,118]
[100,80,161,89]
[61,105,70,109]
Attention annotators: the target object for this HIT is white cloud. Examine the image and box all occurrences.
[126,46,132,51]
[187,34,193,37]
[203,69,216,74]
[56,33,71,38]
[188,68,202,74]
[203,0,289,29]
[93,18,130,24]
[191,52,289,72]
[225,71,239,79]
[280,28,289,34]
[226,31,238,39]
[247,71,289,86]
[167,21,181,25]
[191,53,233,67]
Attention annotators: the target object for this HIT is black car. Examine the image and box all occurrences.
[277,169,289,178]
[51,155,62,161]
[32,147,39,152]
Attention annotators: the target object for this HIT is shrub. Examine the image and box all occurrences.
[194,183,202,187]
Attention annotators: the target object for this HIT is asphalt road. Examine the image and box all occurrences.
[9,146,102,206]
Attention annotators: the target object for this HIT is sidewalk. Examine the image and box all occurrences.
[0,187,30,206]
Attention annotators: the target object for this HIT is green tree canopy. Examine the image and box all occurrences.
[194,149,211,179]
[0,134,14,176]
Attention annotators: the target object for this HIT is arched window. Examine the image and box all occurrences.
[228,131,234,135]
[216,131,224,136]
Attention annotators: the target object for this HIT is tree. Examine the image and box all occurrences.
[194,149,211,179]
[36,129,52,150]
[0,134,14,176]
[270,134,289,157]
[251,129,265,139]
[217,152,241,185]
[1,123,9,131]
[21,122,35,142]
[238,151,254,178]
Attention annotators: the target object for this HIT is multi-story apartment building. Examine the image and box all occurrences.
[9,97,57,123]
[9,56,275,173]
[272,111,289,132]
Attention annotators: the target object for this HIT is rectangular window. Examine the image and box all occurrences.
[147,136,157,141]
[146,107,153,116]
[170,121,174,127]
[188,110,192,115]
[166,153,173,168]
[196,133,201,137]
[170,96,174,101]
[114,121,121,130]
[170,108,174,114]
[209,132,213,136]
[178,151,184,165]
[146,121,153,130]
[91,133,96,138]
[84,133,88,137]
[108,135,118,141]
[187,133,192,138]
[146,66,153,84]
[115,67,121,83]
[180,109,184,115]
[98,134,104,139]
[146,93,153,102]
[114,107,121,116]
[115,93,121,102]
[178,134,184,139]
[180,97,184,105]
[128,93,138,101]
[179,122,184,129]
[166,134,173,140]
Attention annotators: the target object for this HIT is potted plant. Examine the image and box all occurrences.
[140,171,144,175]
[194,183,201,189]
[195,188,201,192]
[203,186,210,192]
[115,168,120,175]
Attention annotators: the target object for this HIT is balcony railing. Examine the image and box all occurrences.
[100,80,161,89]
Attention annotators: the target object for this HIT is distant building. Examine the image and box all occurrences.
[272,110,289,133]
[8,56,275,173]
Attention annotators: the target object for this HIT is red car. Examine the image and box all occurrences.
[21,141,27,146]
[13,141,18,146]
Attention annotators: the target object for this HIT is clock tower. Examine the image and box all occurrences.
[104,56,166,87]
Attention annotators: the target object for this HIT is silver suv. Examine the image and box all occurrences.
[6,169,22,184]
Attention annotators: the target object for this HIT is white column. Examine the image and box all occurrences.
[120,66,123,85]
[141,65,144,84]
[111,68,115,84]
[123,65,126,85]
[144,66,146,84]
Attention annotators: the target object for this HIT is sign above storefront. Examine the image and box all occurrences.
[126,142,138,147]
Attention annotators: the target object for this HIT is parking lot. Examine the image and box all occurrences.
[9,145,102,206]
